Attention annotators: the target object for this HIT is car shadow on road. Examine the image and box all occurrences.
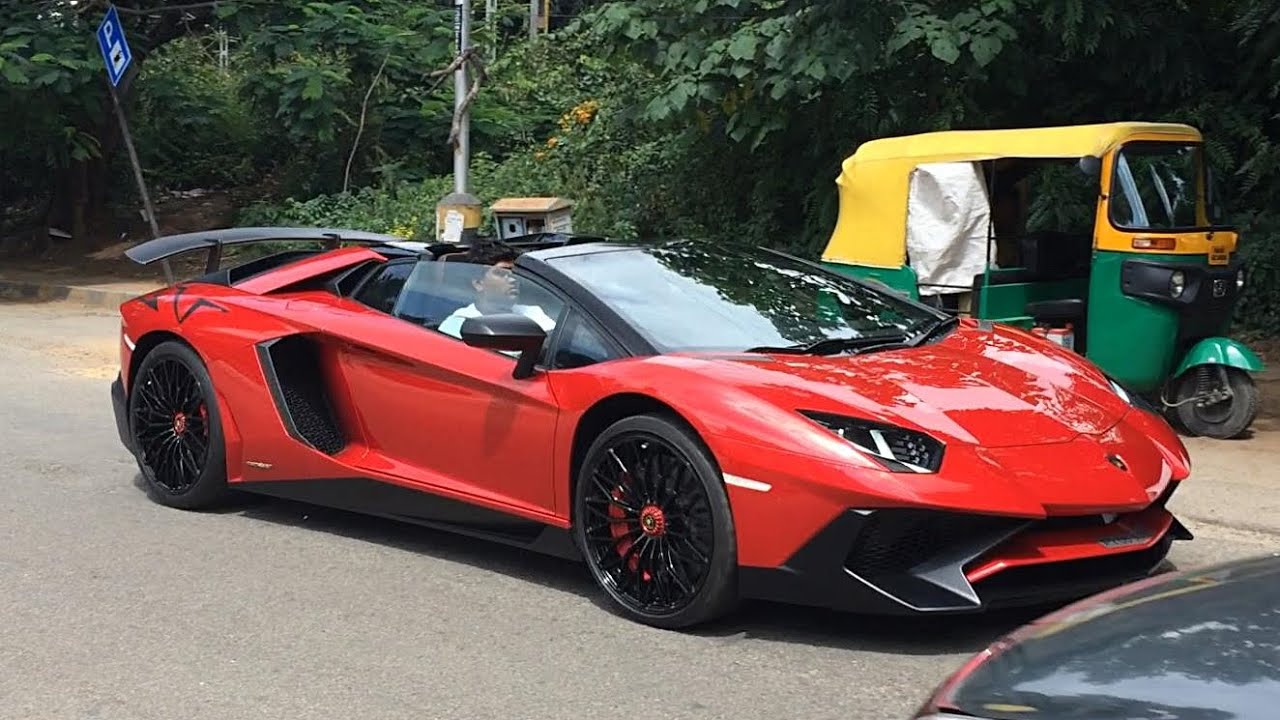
[147,479,1056,657]
[690,599,1046,657]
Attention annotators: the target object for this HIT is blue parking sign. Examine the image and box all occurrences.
[96,5,133,87]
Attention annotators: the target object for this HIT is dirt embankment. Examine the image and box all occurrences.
[1,182,275,283]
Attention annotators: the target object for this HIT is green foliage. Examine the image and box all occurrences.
[218,0,458,195]
[7,0,1280,339]
[128,37,263,190]
[0,0,238,238]
[561,0,1280,333]
[891,1,1019,67]
[0,2,104,229]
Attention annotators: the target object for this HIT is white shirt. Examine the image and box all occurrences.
[437,303,557,339]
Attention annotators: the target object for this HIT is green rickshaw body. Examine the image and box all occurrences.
[820,122,1264,439]
[1086,251,1257,393]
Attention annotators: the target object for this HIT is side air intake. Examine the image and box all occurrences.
[257,335,347,455]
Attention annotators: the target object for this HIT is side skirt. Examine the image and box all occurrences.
[234,477,582,562]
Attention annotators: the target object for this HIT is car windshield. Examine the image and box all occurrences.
[543,242,940,353]
[1109,142,1204,230]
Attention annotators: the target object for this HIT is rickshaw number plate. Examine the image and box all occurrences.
[1209,250,1229,265]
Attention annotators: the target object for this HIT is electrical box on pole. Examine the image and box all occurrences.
[490,197,574,240]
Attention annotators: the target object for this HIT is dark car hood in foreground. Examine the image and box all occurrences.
[923,553,1280,720]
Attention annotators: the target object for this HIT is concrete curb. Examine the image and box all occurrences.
[0,278,151,310]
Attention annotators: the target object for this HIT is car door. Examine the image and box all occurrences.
[291,258,569,521]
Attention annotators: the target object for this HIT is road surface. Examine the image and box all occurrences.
[1,299,1277,720]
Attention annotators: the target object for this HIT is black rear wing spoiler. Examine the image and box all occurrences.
[124,226,408,273]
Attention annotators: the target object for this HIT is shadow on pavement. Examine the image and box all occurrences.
[132,473,1056,657]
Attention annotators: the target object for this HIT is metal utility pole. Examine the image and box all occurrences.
[436,0,482,243]
[454,0,471,194]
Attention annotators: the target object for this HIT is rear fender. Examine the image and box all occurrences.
[121,329,246,482]
[1173,337,1265,378]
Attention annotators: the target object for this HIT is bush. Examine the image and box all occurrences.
[128,37,265,191]
[1234,212,1280,336]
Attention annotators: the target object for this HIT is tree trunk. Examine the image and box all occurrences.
[71,159,89,249]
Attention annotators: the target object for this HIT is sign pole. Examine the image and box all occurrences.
[97,4,172,283]
[108,81,170,282]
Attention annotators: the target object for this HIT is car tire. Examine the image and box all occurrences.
[573,413,739,629]
[127,340,231,510]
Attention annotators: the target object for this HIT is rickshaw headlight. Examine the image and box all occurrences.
[1237,268,1246,289]
[1169,270,1186,298]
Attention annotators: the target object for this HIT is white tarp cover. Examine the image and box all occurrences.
[906,161,995,296]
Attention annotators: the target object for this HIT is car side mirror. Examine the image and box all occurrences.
[460,313,547,379]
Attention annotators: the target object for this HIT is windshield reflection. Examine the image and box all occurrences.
[545,242,936,352]
[950,561,1280,720]
[1110,142,1203,230]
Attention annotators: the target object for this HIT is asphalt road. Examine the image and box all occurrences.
[2,299,1278,720]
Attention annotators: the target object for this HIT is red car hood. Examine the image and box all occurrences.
[682,324,1126,448]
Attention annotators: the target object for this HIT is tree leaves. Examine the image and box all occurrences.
[891,2,1017,67]
[301,73,325,101]
[968,35,1003,66]
[930,36,961,63]
[727,33,758,60]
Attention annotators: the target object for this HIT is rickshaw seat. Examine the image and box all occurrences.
[1025,298,1086,323]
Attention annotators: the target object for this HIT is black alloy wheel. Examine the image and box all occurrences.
[574,414,738,629]
[128,340,230,509]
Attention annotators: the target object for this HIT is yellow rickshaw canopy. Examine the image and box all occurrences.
[822,121,1203,268]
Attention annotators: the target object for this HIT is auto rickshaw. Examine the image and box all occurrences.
[820,121,1263,439]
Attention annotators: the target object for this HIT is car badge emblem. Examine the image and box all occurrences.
[1107,454,1128,472]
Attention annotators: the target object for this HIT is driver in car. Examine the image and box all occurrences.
[437,238,557,339]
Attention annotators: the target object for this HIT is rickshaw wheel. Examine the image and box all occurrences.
[1171,366,1259,440]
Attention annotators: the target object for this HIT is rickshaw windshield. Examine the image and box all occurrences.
[1109,142,1204,230]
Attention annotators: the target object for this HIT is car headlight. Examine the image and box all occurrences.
[799,411,944,473]
[1108,378,1131,404]
[1169,269,1186,298]
[1105,375,1159,414]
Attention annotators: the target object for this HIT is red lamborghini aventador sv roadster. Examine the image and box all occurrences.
[109,227,1193,629]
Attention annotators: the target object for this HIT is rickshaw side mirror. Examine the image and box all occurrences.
[1077,155,1102,177]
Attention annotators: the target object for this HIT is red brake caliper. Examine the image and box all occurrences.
[174,404,209,439]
